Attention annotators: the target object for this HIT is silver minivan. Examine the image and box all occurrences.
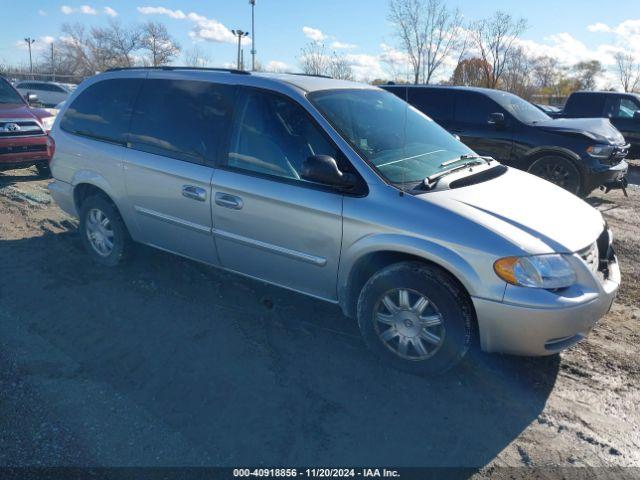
[48,68,620,374]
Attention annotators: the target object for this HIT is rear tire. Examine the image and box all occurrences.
[357,262,474,375]
[79,195,131,267]
[35,164,52,178]
[528,155,582,196]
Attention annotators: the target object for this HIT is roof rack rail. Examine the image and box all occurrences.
[104,66,250,75]
[284,72,333,79]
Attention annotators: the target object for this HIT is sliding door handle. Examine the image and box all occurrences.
[215,192,243,210]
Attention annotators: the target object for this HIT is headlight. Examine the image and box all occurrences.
[494,254,577,289]
[40,116,55,131]
[586,144,614,159]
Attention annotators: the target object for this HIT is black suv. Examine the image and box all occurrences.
[382,85,629,197]
[558,91,640,158]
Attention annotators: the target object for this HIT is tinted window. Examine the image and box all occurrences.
[604,96,640,119]
[566,93,605,116]
[408,89,454,122]
[226,89,342,181]
[61,78,142,144]
[455,92,501,125]
[129,79,234,165]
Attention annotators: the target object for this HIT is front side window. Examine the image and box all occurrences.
[455,93,501,125]
[129,79,235,164]
[605,96,640,118]
[0,79,24,104]
[488,90,550,124]
[226,89,341,181]
[60,78,142,144]
[309,88,475,184]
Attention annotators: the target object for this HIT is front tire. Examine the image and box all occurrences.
[528,155,582,196]
[357,262,474,375]
[79,195,131,267]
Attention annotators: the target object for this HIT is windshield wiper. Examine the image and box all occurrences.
[423,159,487,190]
[439,154,489,167]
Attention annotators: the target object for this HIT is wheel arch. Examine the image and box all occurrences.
[338,234,481,320]
[523,146,583,171]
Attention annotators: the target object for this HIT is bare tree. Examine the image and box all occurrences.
[469,11,527,88]
[184,45,211,67]
[329,53,354,80]
[501,47,536,99]
[59,23,111,75]
[142,21,180,67]
[614,52,640,93]
[421,0,466,83]
[388,0,425,83]
[299,42,330,76]
[99,20,143,67]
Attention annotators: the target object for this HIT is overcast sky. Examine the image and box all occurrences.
[2,0,639,86]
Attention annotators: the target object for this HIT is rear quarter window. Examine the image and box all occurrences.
[60,78,142,144]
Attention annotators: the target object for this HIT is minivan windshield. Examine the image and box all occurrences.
[0,78,24,105]
[488,90,550,124]
[309,88,477,184]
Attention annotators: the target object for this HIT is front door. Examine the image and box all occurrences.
[604,95,640,155]
[212,88,344,300]
[452,92,513,163]
[123,77,235,264]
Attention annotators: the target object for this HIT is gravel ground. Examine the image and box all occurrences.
[0,167,638,476]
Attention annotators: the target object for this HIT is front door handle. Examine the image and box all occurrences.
[182,185,207,202]
[215,192,243,210]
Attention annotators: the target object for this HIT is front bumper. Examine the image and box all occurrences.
[0,135,52,170]
[473,248,620,356]
[586,158,628,192]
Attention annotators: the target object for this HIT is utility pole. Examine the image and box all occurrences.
[50,43,55,82]
[231,30,248,71]
[24,37,36,79]
[249,0,256,71]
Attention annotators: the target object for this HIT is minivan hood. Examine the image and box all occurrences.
[533,117,624,144]
[417,167,604,254]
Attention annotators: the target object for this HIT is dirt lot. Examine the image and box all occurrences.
[0,167,638,476]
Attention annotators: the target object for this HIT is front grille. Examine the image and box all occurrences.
[609,144,629,165]
[0,144,47,155]
[579,227,614,283]
[578,242,599,275]
[0,119,44,138]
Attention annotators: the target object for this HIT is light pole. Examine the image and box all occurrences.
[24,37,36,79]
[231,30,249,71]
[249,0,256,71]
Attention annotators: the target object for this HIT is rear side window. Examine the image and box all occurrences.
[408,89,454,122]
[129,79,235,165]
[61,78,142,144]
[565,93,605,116]
[454,92,501,125]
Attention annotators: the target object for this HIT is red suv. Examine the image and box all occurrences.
[0,76,55,177]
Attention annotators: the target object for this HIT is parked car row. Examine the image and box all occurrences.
[381,85,629,197]
[14,80,75,108]
[0,76,56,177]
[45,68,621,375]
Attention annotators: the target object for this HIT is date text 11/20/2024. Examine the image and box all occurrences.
[233,468,401,477]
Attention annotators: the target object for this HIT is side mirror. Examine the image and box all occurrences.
[27,93,38,105]
[633,111,640,121]
[488,112,505,128]
[301,155,355,188]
